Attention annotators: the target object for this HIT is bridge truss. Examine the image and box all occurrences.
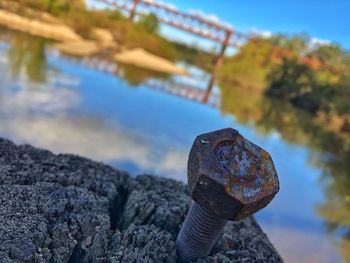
[95,0,247,59]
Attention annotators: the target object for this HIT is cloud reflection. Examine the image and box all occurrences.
[0,73,188,181]
[262,225,340,263]
[0,114,188,180]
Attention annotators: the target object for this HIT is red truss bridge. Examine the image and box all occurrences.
[95,0,247,65]
[95,0,338,74]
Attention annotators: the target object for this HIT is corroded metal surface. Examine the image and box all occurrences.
[187,128,279,220]
[176,201,227,262]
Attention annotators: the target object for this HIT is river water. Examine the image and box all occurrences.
[0,29,349,263]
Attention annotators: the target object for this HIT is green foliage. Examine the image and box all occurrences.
[340,237,350,263]
[218,34,313,91]
[219,36,350,255]
[267,58,335,113]
[266,48,350,118]
[17,0,86,14]
[219,83,265,123]
[219,33,350,132]
[136,13,159,34]
[333,76,350,116]
[59,9,126,38]
[10,0,179,61]
[8,33,47,82]
[120,64,169,86]
[108,9,125,21]
[219,68,350,263]
[168,41,215,72]
[310,44,350,78]
[218,39,276,90]
[110,19,178,61]
[309,44,343,65]
[268,33,309,53]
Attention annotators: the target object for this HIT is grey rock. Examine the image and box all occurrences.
[0,183,111,263]
[0,138,283,262]
[108,224,176,263]
[119,175,282,263]
[0,138,130,204]
[121,175,191,236]
[200,217,282,262]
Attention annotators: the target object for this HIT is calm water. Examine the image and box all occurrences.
[0,29,349,263]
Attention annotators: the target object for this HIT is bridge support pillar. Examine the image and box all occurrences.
[203,30,232,104]
[213,31,232,68]
[130,0,139,21]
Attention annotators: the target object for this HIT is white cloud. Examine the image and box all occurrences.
[309,37,331,48]
[188,9,219,22]
[249,27,272,38]
[0,113,188,181]
[3,87,79,114]
[188,9,232,29]
[159,2,177,11]
[0,67,188,180]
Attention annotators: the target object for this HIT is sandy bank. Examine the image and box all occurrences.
[115,48,189,75]
[0,8,187,75]
[0,138,282,262]
[54,40,100,56]
[91,28,118,49]
[53,28,117,56]
[0,9,82,42]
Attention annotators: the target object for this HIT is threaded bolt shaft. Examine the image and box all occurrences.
[176,201,227,262]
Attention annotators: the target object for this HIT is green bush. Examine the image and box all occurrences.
[136,13,159,34]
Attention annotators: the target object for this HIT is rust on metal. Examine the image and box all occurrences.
[187,128,279,220]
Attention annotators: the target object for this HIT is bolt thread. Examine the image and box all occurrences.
[176,202,227,262]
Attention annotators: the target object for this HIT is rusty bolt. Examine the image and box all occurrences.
[176,128,279,262]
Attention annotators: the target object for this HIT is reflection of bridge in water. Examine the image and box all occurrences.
[145,79,220,108]
[55,52,220,108]
[95,0,246,99]
[0,28,220,107]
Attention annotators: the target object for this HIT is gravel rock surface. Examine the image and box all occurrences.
[0,138,282,262]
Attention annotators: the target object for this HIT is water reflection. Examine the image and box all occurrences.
[0,29,350,263]
[7,34,48,83]
[119,64,169,86]
[219,81,350,263]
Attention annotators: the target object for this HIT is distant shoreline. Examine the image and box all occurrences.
[0,7,188,75]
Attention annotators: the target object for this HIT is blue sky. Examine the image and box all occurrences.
[88,0,349,51]
[167,0,349,49]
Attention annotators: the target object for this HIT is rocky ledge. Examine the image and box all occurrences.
[0,138,282,262]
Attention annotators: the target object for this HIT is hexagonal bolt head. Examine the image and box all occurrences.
[177,128,280,262]
[188,128,280,220]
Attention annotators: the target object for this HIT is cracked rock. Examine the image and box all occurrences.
[0,138,282,262]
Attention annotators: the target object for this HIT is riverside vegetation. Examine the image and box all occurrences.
[21,0,348,132]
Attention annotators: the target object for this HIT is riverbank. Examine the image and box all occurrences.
[0,9,82,41]
[0,1,188,75]
[0,138,282,262]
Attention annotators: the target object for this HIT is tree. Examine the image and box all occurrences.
[218,38,276,91]
[137,13,159,34]
[267,58,339,113]
[268,33,309,53]
[218,34,310,91]
[44,0,86,14]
